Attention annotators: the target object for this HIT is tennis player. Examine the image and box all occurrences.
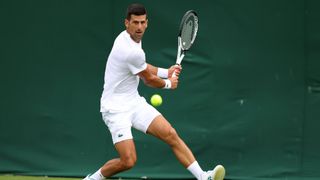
[83,3,225,180]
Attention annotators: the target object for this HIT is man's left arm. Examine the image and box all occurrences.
[147,63,181,78]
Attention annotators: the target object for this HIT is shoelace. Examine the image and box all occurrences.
[205,170,214,180]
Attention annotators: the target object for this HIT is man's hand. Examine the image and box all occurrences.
[168,76,179,89]
[168,65,182,77]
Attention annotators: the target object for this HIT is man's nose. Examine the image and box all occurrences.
[137,22,142,28]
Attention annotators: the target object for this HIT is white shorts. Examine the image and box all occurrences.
[101,100,161,144]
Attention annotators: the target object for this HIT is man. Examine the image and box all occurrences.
[84,3,225,180]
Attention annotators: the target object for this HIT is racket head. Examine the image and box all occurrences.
[178,10,199,51]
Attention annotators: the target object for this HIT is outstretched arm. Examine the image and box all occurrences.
[138,64,178,89]
[146,63,182,78]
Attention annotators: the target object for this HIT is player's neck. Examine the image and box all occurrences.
[130,36,141,43]
[126,30,141,43]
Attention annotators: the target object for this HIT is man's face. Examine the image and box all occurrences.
[125,14,148,43]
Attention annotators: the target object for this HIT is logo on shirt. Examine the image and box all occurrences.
[118,134,123,138]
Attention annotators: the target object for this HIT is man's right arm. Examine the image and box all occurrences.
[138,64,178,89]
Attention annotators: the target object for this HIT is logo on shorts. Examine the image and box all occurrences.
[118,134,123,138]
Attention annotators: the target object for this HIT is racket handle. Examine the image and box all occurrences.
[172,72,177,77]
[172,64,180,77]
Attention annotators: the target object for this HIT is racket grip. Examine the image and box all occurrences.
[172,72,177,77]
[172,64,180,77]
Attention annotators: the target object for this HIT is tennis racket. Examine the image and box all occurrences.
[173,10,199,76]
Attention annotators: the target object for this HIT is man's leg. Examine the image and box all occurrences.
[85,139,137,180]
[146,115,206,179]
[146,115,225,180]
[147,115,195,167]
[101,139,137,177]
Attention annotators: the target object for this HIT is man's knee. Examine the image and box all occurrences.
[164,127,180,146]
[120,154,137,170]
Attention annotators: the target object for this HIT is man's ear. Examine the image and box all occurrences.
[125,19,129,28]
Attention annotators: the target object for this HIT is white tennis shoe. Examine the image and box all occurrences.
[83,175,95,180]
[202,165,225,180]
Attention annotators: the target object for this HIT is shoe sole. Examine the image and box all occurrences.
[212,165,225,180]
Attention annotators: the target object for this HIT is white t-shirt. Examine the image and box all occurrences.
[100,30,148,112]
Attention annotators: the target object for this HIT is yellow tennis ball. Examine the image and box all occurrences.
[150,94,162,107]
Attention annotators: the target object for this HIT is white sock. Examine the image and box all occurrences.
[90,168,105,180]
[187,161,205,180]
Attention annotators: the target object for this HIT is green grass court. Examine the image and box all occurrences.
[0,176,80,180]
[0,175,138,180]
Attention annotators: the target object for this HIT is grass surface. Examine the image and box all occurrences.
[0,175,81,180]
[0,175,137,180]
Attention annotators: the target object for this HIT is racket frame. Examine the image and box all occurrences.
[176,10,198,65]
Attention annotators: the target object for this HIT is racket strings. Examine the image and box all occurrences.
[180,14,198,50]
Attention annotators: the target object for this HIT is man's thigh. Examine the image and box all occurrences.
[146,115,173,140]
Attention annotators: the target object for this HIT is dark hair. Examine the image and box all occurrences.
[126,3,147,20]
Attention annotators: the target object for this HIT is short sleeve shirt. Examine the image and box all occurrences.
[100,31,147,112]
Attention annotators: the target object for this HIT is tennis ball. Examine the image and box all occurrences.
[150,94,162,107]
